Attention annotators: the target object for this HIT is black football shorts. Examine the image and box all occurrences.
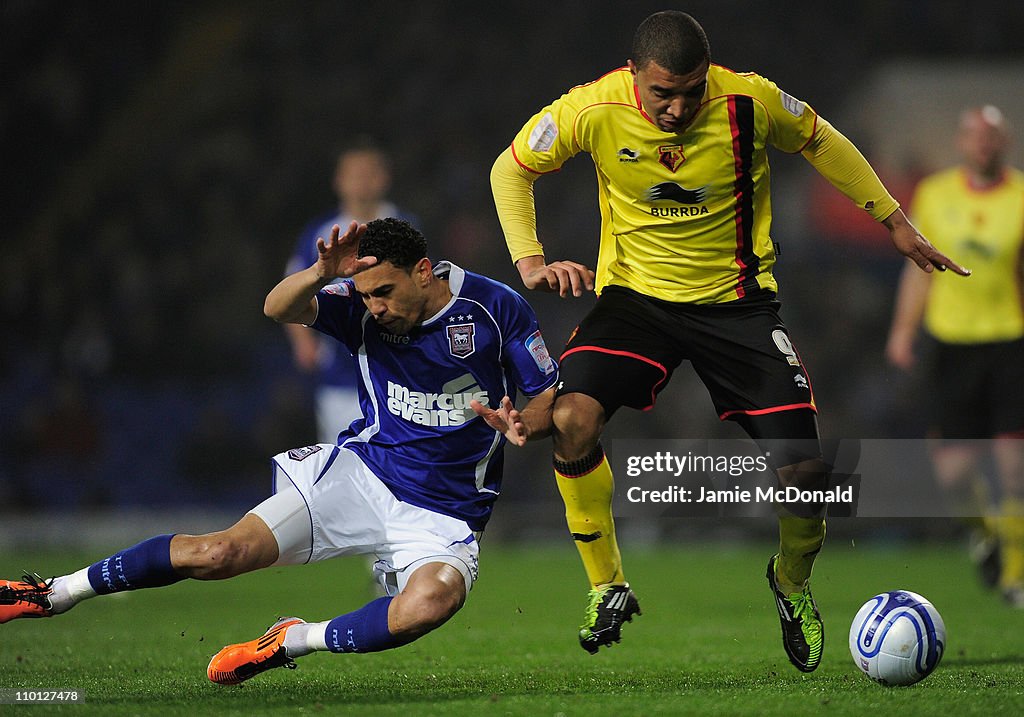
[926,336,1024,439]
[557,286,816,422]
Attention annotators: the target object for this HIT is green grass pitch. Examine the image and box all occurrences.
[2,540,1023,715]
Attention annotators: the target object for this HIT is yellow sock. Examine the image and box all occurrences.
[554,448,624,587]
[998,498,1024,589]
[943,473,996,537]
[776,516,826,594]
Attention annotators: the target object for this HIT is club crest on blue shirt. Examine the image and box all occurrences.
[446,322,476,358]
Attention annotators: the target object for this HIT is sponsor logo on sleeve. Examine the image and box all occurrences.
[780,91,805,118]
[528,112,558,152]
[525,330,556,375]
[321,281,350,296]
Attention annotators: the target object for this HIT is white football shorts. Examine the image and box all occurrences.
[249,443,480,596]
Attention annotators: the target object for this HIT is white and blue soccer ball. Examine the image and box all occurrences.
[848,590,946,686]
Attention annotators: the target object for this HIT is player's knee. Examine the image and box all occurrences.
[393,579,465,637]
[552,395,604,457]
[775,457,828,492]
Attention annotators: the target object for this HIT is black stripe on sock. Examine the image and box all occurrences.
[554,443,605,478]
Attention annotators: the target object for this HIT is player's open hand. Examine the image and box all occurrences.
[885,211,970,276]
[315,222,379,279]
[517,256,595,297]
[470,396,528,447]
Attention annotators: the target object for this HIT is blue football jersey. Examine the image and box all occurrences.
[310,261,558,530]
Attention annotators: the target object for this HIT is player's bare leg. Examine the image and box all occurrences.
[1,514,278,623]
[170,514,280,579]
[551,392,640,653]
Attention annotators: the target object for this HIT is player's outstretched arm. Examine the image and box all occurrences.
[515,255,595,298]
[471,388,554,447]
[883,209,970,276]
[264,222,377,324]
[801,120,969,276]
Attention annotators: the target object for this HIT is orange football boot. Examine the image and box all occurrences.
[207,617,305,685]
[0,574,54,623]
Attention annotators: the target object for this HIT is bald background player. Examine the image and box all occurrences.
[491,10,969,671]
[887,105,1024,607]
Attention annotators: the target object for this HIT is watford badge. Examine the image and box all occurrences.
[658,144,686,172]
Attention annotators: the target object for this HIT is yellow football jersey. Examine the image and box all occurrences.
[914,167,1024,343]
[508,64,883,303]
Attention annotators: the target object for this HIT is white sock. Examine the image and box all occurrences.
[282,621,329,657]
[48,568,97,614]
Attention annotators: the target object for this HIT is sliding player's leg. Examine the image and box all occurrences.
[1,513,279,623]
[207,560,467,685]
[208,443,479,684]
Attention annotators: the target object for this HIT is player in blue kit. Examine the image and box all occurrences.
[0,218,558,685]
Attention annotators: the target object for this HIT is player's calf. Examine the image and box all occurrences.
[173,515,280,580]
[388,570,465,640]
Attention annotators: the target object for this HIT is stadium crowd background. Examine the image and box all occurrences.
[2,1,1023,540]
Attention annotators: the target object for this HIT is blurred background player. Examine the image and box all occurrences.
[0,219,559,683]
[284,140,418,443]
[886,105,1024,607]
[491,10,969,670]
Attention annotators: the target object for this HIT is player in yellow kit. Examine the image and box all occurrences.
[492,10,969,671]
[887,106,1024,607]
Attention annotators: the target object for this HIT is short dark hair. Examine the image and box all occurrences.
[358,218,427,270]
[631,11,710,75]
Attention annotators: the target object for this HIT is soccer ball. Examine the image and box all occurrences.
[848,590,946,686]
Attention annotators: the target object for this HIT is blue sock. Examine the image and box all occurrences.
[325,597,410,653]
[86,534,183,595]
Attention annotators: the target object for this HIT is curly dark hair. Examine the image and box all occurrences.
[357,218,428,270]
[631,11,710,75]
